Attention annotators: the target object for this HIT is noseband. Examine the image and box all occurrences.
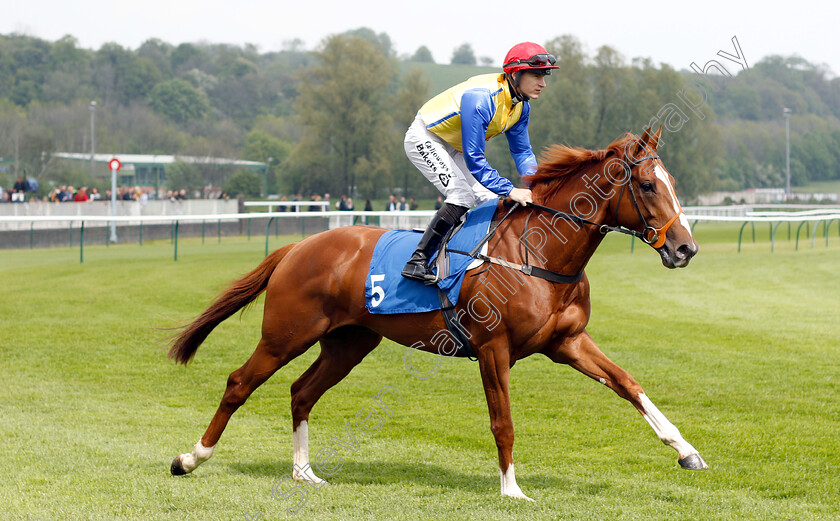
[618,153,684,249]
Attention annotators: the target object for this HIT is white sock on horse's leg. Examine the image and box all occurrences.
[292,420,326,484]
[499,463,534,501]
[638,393,700,458]
[178,440,215,473]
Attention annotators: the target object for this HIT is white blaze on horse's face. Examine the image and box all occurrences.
[649,160,697,268]
[653,161,693,241]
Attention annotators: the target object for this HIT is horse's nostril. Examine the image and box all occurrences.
[677,244,696,259]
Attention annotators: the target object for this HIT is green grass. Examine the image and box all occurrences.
[1,225,839,520]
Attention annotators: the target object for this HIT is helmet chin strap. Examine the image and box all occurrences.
[506,72,529,103]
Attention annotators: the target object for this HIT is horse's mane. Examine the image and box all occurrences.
[525,133,637,203]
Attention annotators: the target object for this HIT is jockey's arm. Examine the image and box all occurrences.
[460,89,516,197]
[504,112,537,206]
[505,104,538,178]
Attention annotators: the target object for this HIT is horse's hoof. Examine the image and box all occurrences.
[678,454,709,470]
[171,456,188,476]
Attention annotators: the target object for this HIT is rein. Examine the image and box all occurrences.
[449,202,585,285]
[448,151,684,284]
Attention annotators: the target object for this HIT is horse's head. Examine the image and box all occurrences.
[527,129,698,269]
[612,126,698,268]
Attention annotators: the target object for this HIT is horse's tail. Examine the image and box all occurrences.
[167,243,295,364]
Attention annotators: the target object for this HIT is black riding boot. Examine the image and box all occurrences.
[401,204,468,284]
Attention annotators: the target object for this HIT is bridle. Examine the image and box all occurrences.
[614,151,684,249]
[522,150,683,249]
[455,144,685,286]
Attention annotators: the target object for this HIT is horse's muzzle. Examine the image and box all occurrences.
[659,242,698,268]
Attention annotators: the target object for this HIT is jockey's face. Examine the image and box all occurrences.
[518,71,548,99]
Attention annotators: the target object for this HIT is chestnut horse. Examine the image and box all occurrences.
[168,127,706,500]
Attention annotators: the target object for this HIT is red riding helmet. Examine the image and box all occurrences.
[503,42,559,74]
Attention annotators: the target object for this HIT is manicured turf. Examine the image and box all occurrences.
[1,224,838,520]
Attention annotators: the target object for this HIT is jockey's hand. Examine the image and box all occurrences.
[507,187,533,206]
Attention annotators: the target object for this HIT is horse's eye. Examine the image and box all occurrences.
[640,181,655,193]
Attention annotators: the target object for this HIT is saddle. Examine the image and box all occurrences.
[365,199,585,361]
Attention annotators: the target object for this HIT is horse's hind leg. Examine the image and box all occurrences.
[171,328,324,475]
[545,331,708,470]
[289,326,382,484]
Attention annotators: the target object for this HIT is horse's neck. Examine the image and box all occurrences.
[516,173,615,275]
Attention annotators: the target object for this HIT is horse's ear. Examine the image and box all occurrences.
[649,124,663,151]
[634,126,653,155]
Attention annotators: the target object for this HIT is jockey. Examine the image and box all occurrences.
[401,42,559,283]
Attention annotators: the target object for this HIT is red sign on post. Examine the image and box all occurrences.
[109,158,121,171]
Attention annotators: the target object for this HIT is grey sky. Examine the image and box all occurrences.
[3,0,837,77]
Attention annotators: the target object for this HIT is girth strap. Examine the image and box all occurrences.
[436,287,477,360]
[433,200,585,362]
[448,249,584,284]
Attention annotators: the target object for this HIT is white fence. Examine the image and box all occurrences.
[1,206,838,261]
[0,200,239,231]
[682,204,840,218]
[0,209,434,233]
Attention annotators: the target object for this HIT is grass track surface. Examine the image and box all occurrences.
[1,224,838,520]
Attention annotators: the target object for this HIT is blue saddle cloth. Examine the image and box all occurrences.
[365,199,498,314]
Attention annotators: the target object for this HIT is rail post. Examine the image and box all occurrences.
[771,221,785,252]
[174,220,180,261]
[265,217,276,257]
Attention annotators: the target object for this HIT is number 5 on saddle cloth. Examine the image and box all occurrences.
[365,199,497,316]
[365,200,501,358]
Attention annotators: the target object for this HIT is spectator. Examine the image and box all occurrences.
[90,187,101,201]
[398,196,407,211]
[308,194,321,212]
[364,199,373,211]
[409,197,418,210]
[278,195,288,212]
[345,197,355,211]
[434,195,443,210]
[338,194,348,211]
[385,195,397,211]
[74,187,89,202]
[10,178,25,202]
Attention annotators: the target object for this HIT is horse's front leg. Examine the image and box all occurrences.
[477,343,534,501]
[545,331,708,470]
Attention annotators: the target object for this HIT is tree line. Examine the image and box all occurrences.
[1,29,838,202]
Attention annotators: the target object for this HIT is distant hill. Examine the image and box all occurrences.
[399,62,497,96]
[1,30,838,201]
